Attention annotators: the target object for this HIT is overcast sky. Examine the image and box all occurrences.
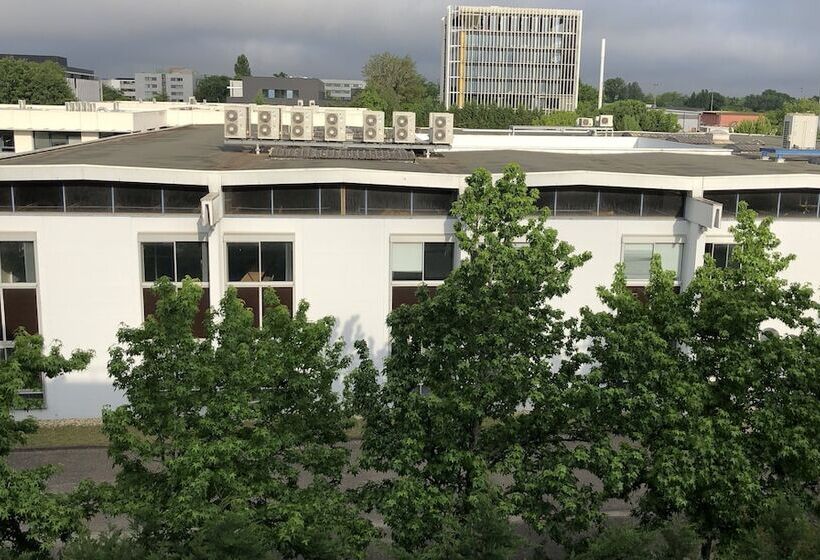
[2,0,818,97]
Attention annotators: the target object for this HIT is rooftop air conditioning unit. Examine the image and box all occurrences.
[64,101,73,111]
[782,113,819,150]
[308,100,316,107]
[362,110,385,143]
[290,108,313,141]
[324,110,346,142]
[595,114,613,128]
[576,117,594,127]
[188,96,197,105]
[296,99,304,106]
[429,112,454,144]
[256,107,281,140]
[393,111,416,143]
[224,105,250,139]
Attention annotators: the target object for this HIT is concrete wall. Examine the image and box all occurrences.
[67,78,101,102]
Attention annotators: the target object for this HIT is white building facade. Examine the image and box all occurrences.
[441,5,583,111]
[102,78,137,99]
[0,118,819,420]
[321,79,366,101]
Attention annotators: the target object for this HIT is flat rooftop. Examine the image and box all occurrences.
[2,125,819,177]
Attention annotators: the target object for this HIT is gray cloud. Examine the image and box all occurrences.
[2,0,818,96]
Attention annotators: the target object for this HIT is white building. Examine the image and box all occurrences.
[321,79,366,101]
[134,68,197,102]
[0,105,818,419]
[441,5,583,111]
[102,78,137,99]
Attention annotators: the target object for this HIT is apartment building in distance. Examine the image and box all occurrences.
[134,68,197,101]
[0,54,101,102]
[1,102,818,419]
[102,78,137,99]
[440,5,583,112]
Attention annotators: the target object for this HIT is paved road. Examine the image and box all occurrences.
[9,443,633,559]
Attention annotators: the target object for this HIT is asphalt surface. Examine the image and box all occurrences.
[8,442,633,559]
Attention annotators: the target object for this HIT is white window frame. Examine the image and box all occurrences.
[224,235,296,324]
[0,233,43,405]
[620,236,685,286]
[138,234,210,320]
[389,235,457,310]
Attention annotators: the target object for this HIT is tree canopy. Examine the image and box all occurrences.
[581,204,820,559]
[194,75,230,102]
[0,58,75,105]
[102,279,374,559]
[0,333,93,556]
[233,54,251,79]
[101,84,128,101]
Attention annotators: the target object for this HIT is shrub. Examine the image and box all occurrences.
[569,520,700,560]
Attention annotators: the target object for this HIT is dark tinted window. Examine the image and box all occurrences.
[367,187,411,215]
[642,191,686,217]
[0,130,13,152]
[0,184,11,211]
[705,192,737,216]
[64,182,112,212]
[536,189,555,212]
[599,189,641,216]
[261,242,293,282]
[344,186,367,215]
[705,243,735,268]
[176,242,208,281]
[424,243,454,280]
[3,288,38,339]
[227,243,260,282]
[13,182,63,211]
[0,242,36,283]
[413,189,456,215]
[555,189,597,215]
[738,191,778,216]
[224,188,271,214]
[164,187,206,213]
[115,184,162,213]
[320,187,342,215]
[142,243,174,282]
[778,191,819,218]
[273,187,319,214]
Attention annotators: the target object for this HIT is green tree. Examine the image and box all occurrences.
[234,54,251,79]
[532,110,578,126]
[360,52,426,112]
[347,165,601,556]
[452,103,541,129]
[151,92,170,102]
[603,77,627,103]
[655,91,687,108]
[0,333,93,556]
[102,279,374,559]
[579,82,598,105]
[351,85,396,114]
[732,116,777,135]
[685,89,725,110]
[0,58,75,105]
[600,99,648,131]
[253,91,267,105]
[101,84,128,101]
[741,89,793,113]
[581,204,820,559]
[640,109,680,132]
[194,75,230,102]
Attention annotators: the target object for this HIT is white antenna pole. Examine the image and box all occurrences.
[597,38,606,110]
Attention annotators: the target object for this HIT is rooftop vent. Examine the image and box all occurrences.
[268,145,414,162]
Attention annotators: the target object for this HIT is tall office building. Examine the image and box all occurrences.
[440,5,582,111]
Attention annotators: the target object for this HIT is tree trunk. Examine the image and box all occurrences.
[700,537,714,560]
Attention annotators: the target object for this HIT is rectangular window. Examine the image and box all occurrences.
[140,241,209,336]
[64,182,113,212]
[273,187,319,214]
[599,189,641,216]
[704,243,734,268]
[622,241,683,282]
[13,182,63,211]
[412,189,457,215]
[32,131,81,150]
[344,186,367,215]
[163,187,206,213]
[536,189,556,213]
[226,241,294,324]
[391,242,454,282]
[0,130,14,152]
[141,242,208,283]
[555,189,597,215]
[642,191,686,217]
[0,184,12,211]
[367,187,411,215]
[778,191,819,218]
[320,187,342,215]
[0,241,40,403]
[115,184,162,213]
[224,187,272,214]
[737,191,779,217]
